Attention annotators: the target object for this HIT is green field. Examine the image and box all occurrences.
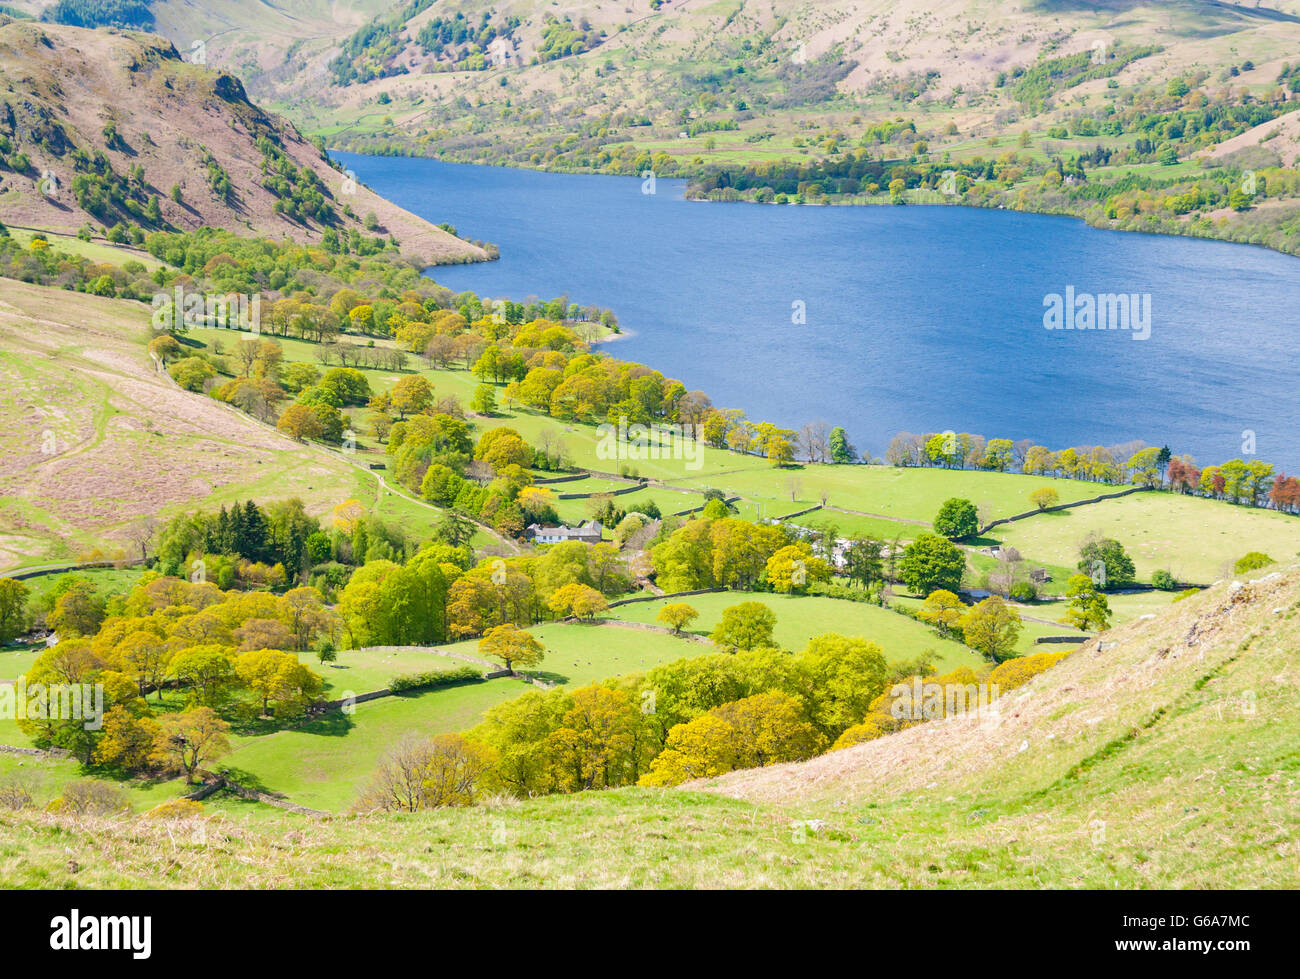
[221,676,532,811]
[440,621,703,688]
[607,592,983,672]
[312,647,471,698]
[990,493,1300,585]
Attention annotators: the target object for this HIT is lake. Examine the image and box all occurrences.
[336,152,1300,470]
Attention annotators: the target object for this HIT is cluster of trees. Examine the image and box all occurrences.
[832,649,1070,750]
[462,633,899,800]
[18,573,336,768]
[885,431,1164,483]
[649,513,833,594]
[154,496,426,600]
[916,591,1023,660]
[885,431,1299,516]
[337,537,628,646]
[362,607,1079,809]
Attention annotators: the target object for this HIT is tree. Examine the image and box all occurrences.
[639,691,822,786]
[709,602,777,652]
[235,648,323,716]
[933,498,978,540]
[958,595,1022,661]
[1062,573,1111,631]
[0,578,29,643]
[547,583,609,621]
[277,403,324,442]
[898,533,966,596]
[766,435,795,467]
[470,383,498,415]
[1029,487,1059,511]
[47,581,105,637]
[168,644,239,706]
[168,357,215,391]
[359,733,498,812]
[828,426,856,464]
[842,536,884,589]
[1077,536,1136,590]
[479,623,546,674]
[1127,447,1162,487]
[94,707,161,772]
[657,602,699,634]
[918,589,965,636]
[151,707,231,783]
[390,375,434,419]
[765,543,831,594]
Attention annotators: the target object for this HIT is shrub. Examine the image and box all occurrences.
[1151,569,1178,591]
[987,649,1070,693]
[388,665,481,693]
[0,773,35,810]
[145,798,205,820]
[1234,552,1274,574]
[1009,580,1039,602]
[46,780,131,816]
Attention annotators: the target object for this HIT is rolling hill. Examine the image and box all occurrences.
[0,17,486,264]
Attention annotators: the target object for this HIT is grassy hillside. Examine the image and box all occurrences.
[1,563,1295,887]
[0,19,485,264]
[0,279,369,571]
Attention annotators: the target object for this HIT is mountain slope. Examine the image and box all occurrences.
[0,19,485,264]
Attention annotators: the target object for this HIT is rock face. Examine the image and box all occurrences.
[0,21,485,266]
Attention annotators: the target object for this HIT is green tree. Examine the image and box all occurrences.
[898,533,966,595]
[1062,574,1111,631]
[479,624,545,674]
[1077,536,1135,590]
[0,578,30,642]
[933,498,978,540]
[656,602,699,634]
[917,589,965,636]
[958,595,1022,662]
[828,427,855,464]
[710,602,777,652]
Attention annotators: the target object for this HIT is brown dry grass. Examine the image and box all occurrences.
[0,279,360,571]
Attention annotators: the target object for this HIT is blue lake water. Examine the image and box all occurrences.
[336,151,1300,469]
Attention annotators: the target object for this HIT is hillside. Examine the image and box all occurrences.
[0,18,487,264]
[99,0,1300,257]
[0,278,366,572]
[1,562,1295,887]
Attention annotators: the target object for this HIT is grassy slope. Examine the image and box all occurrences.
[0,281,367,573]
[0,20,483,265]
[990,492,1300,584]
[2,565,1296,887]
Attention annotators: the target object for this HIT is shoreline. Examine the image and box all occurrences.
[334,147,1300,267]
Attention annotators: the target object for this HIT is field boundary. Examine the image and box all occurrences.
[979,485,1153,534]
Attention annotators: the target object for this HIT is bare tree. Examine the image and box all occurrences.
[127,517,159,562]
